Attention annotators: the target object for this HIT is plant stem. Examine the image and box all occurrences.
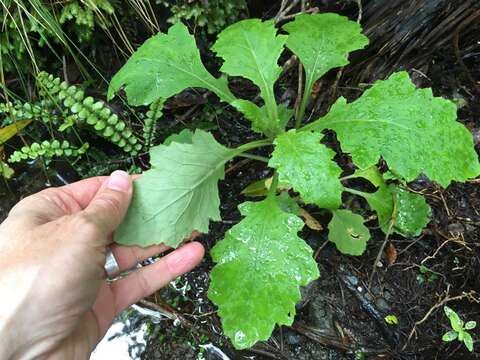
[339,174,357,182]
[263,88,279,131]
[237,153,269,162]
[235,138,272,153]
[269,172,279,197]
[294,58,304,126]
[295,77,313,129]
[343,187,371,199]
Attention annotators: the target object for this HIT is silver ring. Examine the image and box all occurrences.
[104,248,121,279]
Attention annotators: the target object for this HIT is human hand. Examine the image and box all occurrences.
[0,171,205,360]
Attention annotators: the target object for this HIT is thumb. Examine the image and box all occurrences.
[80,170,133,239]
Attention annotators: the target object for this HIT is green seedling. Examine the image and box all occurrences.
[0,161,14,179]
[417,265,439,284]
[385,315,399,325]
[442,306,476,352]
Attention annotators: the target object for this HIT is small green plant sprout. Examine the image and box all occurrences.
[416,265,439,284]
[384,314,398,325]
[107,13,480,349]
[0,161,14,179]
[442,306,476,352]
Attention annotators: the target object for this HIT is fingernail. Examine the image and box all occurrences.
[107,170,131,192]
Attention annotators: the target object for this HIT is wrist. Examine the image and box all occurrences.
[0,278,23,360]
[0,264,38,360]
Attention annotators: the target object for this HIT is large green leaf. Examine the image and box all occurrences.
[283,13,368,121]
[209,196,319,349]
[328,209,370,256]
[284,13,368,85]
[114,130,235,247]
[163,128,193,145]
[309,72,480,187]
[108,23,234,106]
[269,130,343,209]
[212,19,287,134]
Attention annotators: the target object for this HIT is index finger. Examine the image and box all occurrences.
[6,175,139,226]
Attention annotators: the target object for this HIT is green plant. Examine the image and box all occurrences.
[157,0,247,34]
[384,314,398,325]
[0,160,14,179]
[1,71,148,181]
[37,71,142,155]
[0,0,141,79]
[8,139,89,162]
[416,265,439,284]
[59,0,114,43]
[0,100,59,126]
[0,0,93,75]
[143,98,165,151]
[442,306,476,352]
[107,14,480,349]
[0,5,30,73]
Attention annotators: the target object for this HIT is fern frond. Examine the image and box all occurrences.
[37,71,142,155]
[8,139,89,163]
[143,98,164,150]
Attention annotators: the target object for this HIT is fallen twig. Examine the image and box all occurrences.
[292,321,390,355]
[341,273,399,348]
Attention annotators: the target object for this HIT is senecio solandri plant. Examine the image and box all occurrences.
[107,14,480,349]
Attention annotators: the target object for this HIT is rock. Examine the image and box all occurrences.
[308,291,334,330]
